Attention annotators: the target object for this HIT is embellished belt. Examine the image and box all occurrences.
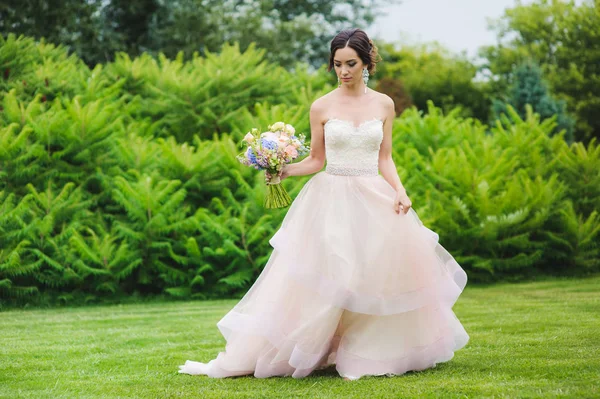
[325,164,378,176]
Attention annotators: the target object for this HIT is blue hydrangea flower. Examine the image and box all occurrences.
[261,138,278,151]
[246,147,257,164]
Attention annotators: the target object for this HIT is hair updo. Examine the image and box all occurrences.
[327,28,382,74]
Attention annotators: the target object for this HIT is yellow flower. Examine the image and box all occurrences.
[270,121,285,132]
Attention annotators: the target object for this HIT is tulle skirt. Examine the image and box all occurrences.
[178,171,470,380]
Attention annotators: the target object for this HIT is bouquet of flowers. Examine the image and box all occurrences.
[237,121,309,208]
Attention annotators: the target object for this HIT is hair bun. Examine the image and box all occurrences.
[368,39,381,74]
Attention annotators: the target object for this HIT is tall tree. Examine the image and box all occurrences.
[479,0,600,143]
[0,0,103,61]
[375,76,413,116]
[146,0,398,70]
[492,60,575,142]
[100,0,161,56]
[376,41,490,121]
[0,0,399,70]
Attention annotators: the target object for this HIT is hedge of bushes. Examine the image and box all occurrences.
[1,33,598,307]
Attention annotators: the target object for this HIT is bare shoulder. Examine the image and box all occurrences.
[311,91,336,110]
[374,91,395,111]
[310,92,334,123]
[371,91,395,122]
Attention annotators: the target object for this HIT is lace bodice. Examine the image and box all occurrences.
[324,118,383,176]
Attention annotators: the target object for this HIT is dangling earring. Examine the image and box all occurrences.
[362,68,369,94]
[337,76,341,88]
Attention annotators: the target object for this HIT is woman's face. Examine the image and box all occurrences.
[333,46,365,85]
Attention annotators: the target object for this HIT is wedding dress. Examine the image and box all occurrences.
[178,117,470,380]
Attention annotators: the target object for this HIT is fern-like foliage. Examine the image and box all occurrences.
[0,182,92,302]
[0,33,88,103]
[541,201,600,274]
[2,34,599,306]
[158,135,230,207]
[23,182,92,288]
[104,43,299,142]
[111,172,198,294]
[556,138,600,216]
[0,191,38,300]
[68,224,140,295]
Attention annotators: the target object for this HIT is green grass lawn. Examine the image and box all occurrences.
[1,275,599,399]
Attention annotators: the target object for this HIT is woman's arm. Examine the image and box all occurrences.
[378,96,412,214]
[281,100,326,179]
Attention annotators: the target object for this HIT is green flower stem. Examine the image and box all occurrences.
[264,183,292,208]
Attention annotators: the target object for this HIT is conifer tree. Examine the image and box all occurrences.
[492,61,575,142]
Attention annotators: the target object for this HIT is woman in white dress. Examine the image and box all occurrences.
[178,28,470,380]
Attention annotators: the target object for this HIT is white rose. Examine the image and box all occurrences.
[260,131,278,140]
[243,132,255,143]
[284,124,295,135]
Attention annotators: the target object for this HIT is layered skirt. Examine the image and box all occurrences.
[178,171,469,379]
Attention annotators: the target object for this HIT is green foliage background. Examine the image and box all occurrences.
[0,0,395,70]
[492,60,575,143]
[3,0,599,143]
[1,34,599,307]
[480,0,600,143]
[375,42,490,122]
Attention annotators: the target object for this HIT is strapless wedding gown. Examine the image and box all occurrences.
[178,118,470,380]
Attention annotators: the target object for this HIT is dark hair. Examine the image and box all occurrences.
[327,28,381,74]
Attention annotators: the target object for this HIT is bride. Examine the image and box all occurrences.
[178,28,470,380]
